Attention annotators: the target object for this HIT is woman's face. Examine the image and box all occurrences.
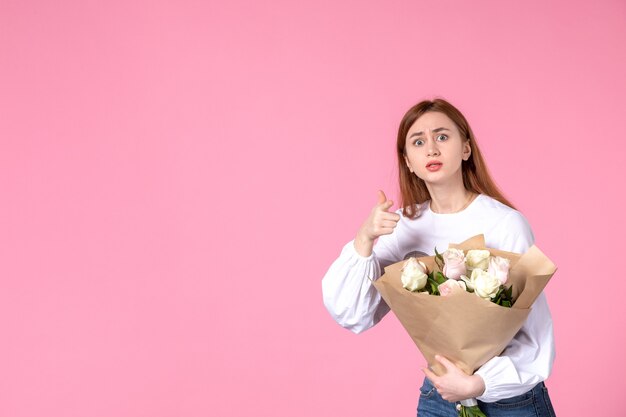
[403,111,471,185]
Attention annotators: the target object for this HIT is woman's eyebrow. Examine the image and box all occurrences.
[408,127,451,138]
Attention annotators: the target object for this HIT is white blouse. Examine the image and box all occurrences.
[321,194,555,402]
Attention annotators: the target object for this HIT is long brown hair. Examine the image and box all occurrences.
[397,98,516,219]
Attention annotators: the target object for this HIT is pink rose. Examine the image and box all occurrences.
[442,248,466,280]
[487,256,511,285]
[438,279,467,296]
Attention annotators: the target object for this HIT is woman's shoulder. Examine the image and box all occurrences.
[477,195,535,251]
[476,194,512,211]
[476,194,528,221]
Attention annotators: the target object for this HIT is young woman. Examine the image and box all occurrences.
[322,98,557,417]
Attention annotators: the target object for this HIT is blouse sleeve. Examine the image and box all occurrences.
[321,229,400,334]
[475,211,556,402]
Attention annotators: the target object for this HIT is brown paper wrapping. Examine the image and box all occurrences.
[372,234,557,376]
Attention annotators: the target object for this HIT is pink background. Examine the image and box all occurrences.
[1,1,625,416]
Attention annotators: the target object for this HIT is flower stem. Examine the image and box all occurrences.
[457,405,487,417]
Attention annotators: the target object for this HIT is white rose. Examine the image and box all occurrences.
[442,248,466,280]
[469,268,501,300]
[465,249,491,271]
[488,256,511,285]
[401,258,428,291]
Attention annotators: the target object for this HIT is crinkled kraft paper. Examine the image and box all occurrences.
[372,234,557,376]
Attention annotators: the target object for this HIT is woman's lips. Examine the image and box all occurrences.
[426,161,443,172]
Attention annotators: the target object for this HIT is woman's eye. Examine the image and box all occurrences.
[436,134,448,141]
[413,139,424,146]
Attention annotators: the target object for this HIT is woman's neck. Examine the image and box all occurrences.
[428,186,477,214]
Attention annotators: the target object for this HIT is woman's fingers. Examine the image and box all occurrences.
[375,190,393,211]
[381,212,401,222]
[378,199,394,212]
[434,355,457,372]
[380,220,398,229]
[421,367,438,385]
[373,211,400,235]
[362,190,401,240]
[377,190,387,205]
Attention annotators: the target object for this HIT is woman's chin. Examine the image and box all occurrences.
[419,172,449,185]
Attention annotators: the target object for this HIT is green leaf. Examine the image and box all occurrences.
[495,287,504,299]
[434,247,444,271]
[462,405,488,417]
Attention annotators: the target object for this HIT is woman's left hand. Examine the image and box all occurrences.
[422,355,486,403]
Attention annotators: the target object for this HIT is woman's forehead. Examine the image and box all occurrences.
[408,112,457,134]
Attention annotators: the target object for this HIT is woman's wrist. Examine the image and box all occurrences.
[354,230,375,257]
[468,374,486,398]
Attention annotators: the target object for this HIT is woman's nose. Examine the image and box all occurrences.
[427,139,440,156]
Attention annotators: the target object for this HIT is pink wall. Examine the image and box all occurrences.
[1,0,625,416]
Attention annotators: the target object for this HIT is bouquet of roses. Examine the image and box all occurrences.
[371,235,557,417]
[401,247,515,307]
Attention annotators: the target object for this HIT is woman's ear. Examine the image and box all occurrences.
[462,141,471,161]
[404,154,413,172]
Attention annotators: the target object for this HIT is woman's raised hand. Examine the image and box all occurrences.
[354,190,401,257]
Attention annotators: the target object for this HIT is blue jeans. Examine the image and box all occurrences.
[417,377,557,417]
